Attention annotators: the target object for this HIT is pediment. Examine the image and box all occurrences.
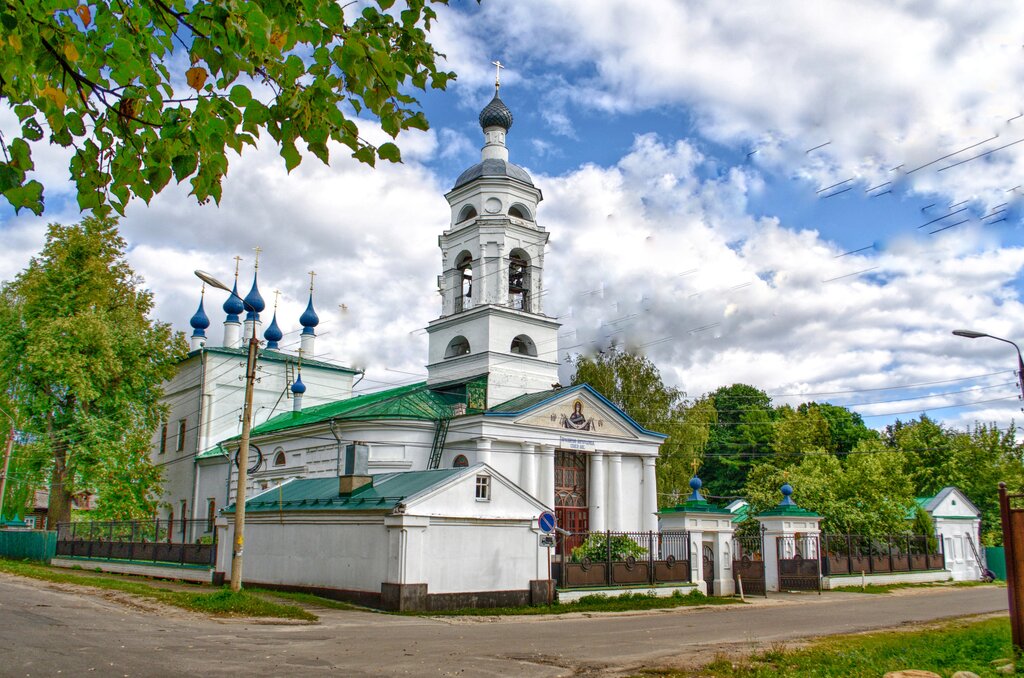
[513,390,639,439]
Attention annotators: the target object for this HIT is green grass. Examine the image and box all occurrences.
[831,580,1002,594]
[248,587,365,611]
[0,557,316,621]
[411,589,740,616]
[647,616,1018,677]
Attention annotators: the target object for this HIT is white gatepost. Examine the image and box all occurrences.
[755,484,822,593]
[658,477,737,596]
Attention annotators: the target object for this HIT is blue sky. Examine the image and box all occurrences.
[4,0,1024,433]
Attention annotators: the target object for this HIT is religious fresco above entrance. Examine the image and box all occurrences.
[515,395,636,438]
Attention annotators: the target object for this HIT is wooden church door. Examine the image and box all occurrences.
[555,449,588,535]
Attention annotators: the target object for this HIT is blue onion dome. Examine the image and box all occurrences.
[223,281,245,322]
[189,297,210,335]
[243,273,265,320]
[299,294,319,335]
[479,92,513,131]
[780,483,796,506]
[264,312,283,349]
[290,373,306,394]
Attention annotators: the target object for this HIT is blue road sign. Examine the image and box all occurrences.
[538,510,556,533]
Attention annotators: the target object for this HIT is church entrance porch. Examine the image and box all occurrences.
[554,449,588,553]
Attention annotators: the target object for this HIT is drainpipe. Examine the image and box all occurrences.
[329,419,343,475]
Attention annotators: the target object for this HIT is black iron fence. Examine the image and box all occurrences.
[553,530,691,589]
[55,519,217,567]
[821,534,944,575]
[733,534,767,596]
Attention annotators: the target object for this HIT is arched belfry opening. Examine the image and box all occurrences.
[508,248,530,310]
[508,203,532,220]
[510,334,537,356]
[455,251,473,313]
[458,204,478,222]
[445,336,471,358]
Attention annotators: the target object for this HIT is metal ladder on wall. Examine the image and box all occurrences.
[426,418,451,469]
[965,534,991,580]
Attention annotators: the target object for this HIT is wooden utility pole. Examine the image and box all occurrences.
[0,425,13,521]
[999,482,1024,654]
[230,329,259,592]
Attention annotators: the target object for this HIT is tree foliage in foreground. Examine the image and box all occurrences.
[0,217,187,522]
[0,0,455,215]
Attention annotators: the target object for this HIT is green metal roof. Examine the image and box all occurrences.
[758,504,820,518]
[487,387,564,413]
[729,502,750,524]
[225,468,465,514]
[659,498,729,515]
[189,345,360,374]
[196,443,229,460]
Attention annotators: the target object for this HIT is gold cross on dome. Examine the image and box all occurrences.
[232,255,242,280]
[252,246,262,270]
[308,270,316,292]
[492,60,504,87]
[691,459,699,476]
[273,289,281,309]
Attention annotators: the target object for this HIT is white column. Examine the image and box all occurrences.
[300,332,315,358]
[223,320,241,348]
[713,530,735,596]
[538,444,555,509]
[607,454,623,531]
[589,452,606,532]
[690,529,705,593]
[641,455,658,533]
[520,442,537,498]
[475,437,493,466]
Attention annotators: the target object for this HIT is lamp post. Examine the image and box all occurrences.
[0,406,15,524]
[196,269,259,592]
[952,329,1024,403]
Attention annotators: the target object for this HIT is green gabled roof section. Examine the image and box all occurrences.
[196,443,229,460]
[659,498,729,515]
[484,383,668,439]
[188,345,360,374]
[225,468,466,514]
[730,502,750,524]
[759,504,820,518]
[233,376,488,440]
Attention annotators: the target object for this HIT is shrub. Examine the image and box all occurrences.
[571,533,648,562]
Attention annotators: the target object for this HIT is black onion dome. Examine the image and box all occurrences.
[479,93,513,130]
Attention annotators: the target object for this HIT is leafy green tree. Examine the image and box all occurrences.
[744,441,914,536]
[798,402,877,456]
[0,217,187,523]
[702,384,774,496]
[1,0,455,215]
[888,415,954,496]
[771,404,830,466]
[911,505,938,551]
[570,350,713,506]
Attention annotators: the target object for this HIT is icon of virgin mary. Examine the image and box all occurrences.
[560,400,594,431]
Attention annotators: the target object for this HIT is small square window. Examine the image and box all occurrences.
[475,475,491,501]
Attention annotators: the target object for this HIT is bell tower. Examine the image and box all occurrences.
[426,72,560,407]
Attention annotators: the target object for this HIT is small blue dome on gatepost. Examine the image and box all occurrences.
[779,483,796,507]
[687,476,705,503]
[290,373,306,394]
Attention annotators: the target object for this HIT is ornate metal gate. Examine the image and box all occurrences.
[702,543,715,594]
[733,534,766,596]
[777,535,821,592]
[555,450,588,553]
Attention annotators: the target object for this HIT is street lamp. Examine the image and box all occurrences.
[196,269,259,592]
[952,329,1024,403]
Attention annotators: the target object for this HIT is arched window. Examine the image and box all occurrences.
[457,204,478,222]
[273,449,286,467]
[206,499,216,532]
[508,248,530,310]
[508,204,532,220]
[510,334,537,357]
[445,336,471,358]
[455,251,473,313]
[453,454,469,468]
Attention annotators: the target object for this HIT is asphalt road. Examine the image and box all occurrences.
[0,573,1008,677]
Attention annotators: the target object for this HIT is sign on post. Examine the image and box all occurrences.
[539,534,556,548]
[538,510,556,534]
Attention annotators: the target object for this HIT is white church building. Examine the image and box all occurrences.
[151,82,667,608]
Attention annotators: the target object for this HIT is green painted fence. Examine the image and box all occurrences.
[0,530,57,562]
[985,546,1006,581]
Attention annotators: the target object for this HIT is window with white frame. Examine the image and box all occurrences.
[475,475,491,501]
